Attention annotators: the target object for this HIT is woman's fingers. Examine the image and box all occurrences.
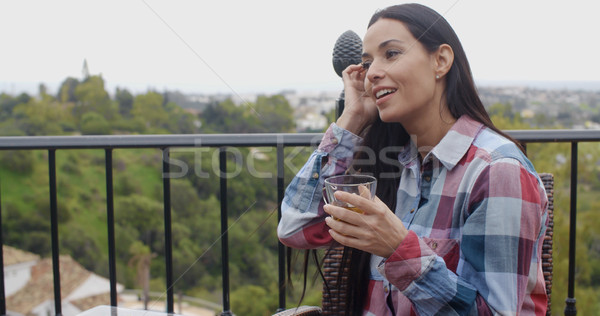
[324,191,408,257]
[342,63,364,75]
[324,209,368,240]
[342,64,367,89]
[337,63,378,134]
[323,203,363,224]
[332,191,378,215]
[323,199,378,241]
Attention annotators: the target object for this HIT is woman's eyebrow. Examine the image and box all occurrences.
[362,39,405,58]
[379,39,404,49]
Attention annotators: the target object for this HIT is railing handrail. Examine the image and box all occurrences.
[1,129,600,150]
[0,133,323,149]
[507,129,600,142]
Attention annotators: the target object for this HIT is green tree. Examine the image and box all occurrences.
[57,77,80,103]
[1,203,51,256]
[200,95,295,134]
[128,241,156,309]
[131,91,170,133]
[75,75,109,107]
[115,194,163,244]
[253,95,295,133]
[73,75,119,122]
[80,112,111,135]
[115,87,134,117]
[12,96,65,135]
[0,92,31,121]
[200,99,246,133]
[38,83,50,98]
[60,224,104,272]
[164,101,198,134]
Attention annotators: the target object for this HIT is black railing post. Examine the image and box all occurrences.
[48,149,62,316]
[276,141,286,311]
[564,142,578,315]
[162,148,175,313]
[105,149,118,306]
[219,147,234,316]
[0,182,6,316]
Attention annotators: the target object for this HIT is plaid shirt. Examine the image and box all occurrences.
[278,115,549,315]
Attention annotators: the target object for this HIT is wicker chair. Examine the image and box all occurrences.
[274,173,554,316]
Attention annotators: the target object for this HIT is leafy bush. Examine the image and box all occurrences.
[0,150,34,174]
[81,112,111,135]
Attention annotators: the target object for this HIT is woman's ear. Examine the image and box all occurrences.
[434,44,454,78]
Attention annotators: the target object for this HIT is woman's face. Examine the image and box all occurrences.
[361,18,440,126]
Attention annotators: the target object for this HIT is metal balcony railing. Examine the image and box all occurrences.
[1,129,600,316]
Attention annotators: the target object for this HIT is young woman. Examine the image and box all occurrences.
[278,3,549,315]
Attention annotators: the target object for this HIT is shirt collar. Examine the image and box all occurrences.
[430,115,483,170]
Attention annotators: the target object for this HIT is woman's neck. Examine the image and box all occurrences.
[406,110,456,160]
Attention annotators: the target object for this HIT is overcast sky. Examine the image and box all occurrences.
[1,0,599,95]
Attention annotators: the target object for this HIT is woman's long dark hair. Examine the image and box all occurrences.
[343,120,407,315]
[343,3,524,315]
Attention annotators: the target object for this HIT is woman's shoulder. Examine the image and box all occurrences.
[471,126,537,174]
[472,127,520,157]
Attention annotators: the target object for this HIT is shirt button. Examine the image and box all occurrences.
[410,208,415,213]
[424,176,431,182]
[312,172,319,179]
[384,287,389,293]
[331,138,339,145]
[431,242,438,250]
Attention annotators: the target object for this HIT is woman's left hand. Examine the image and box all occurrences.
[323,191,409,258]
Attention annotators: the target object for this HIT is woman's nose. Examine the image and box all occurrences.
[366,61,384,82]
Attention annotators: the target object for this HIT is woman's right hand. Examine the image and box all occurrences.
[336,64,378,135]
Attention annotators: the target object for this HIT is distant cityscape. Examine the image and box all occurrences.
[478,84,600,129]
[164,82,600,132]
[2,80,600,131]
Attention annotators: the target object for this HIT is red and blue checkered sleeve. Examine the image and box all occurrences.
[278,123,363,249]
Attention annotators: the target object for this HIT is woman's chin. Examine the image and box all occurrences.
[378,111,399,124]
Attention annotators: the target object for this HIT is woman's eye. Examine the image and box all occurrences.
[385,50,402,59]
[361,61,372,70]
